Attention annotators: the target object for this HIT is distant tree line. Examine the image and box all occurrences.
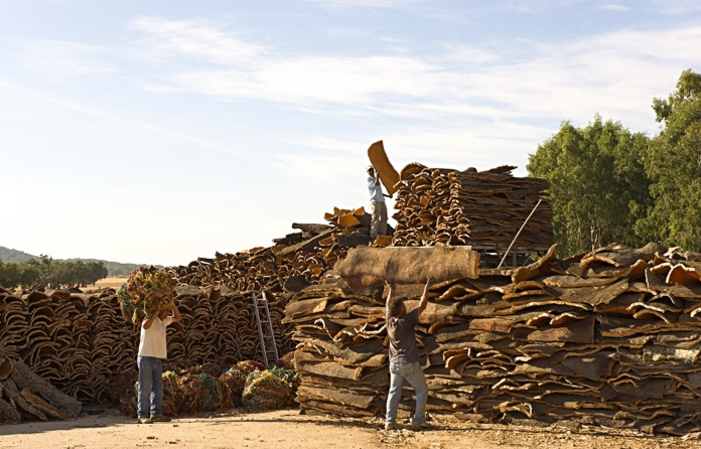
[64,259,142,277]
[0,256,108,289]
[0,246,144,277]
[528,69,701,256]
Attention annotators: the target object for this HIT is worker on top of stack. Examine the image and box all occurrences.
[367,165,391,239]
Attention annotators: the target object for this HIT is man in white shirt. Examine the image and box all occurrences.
[367,165,390,238]
[137,304,181,424]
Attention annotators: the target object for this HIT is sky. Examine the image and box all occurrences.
[1,0,700,266]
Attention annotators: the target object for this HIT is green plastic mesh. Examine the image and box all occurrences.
[241,367,300,410]
[219,367,249,408]
[194,373,223,411]
[117,362,297,417]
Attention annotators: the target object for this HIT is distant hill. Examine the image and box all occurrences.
[0,246,35,263]
[0,246,149,277]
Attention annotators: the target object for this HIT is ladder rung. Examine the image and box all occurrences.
[252,291,279,370]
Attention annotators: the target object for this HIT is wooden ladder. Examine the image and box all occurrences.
[252,291,279,369]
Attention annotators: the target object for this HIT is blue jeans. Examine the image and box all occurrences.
[137,356,163,418]
[386,361,428,426]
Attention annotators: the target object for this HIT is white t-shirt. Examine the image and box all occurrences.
[138,315,173,359]
[368,176,385,203]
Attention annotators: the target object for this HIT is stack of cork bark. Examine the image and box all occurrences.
[0,285,292,405]
[0,287,133,403]
[0,206,386,408]
[171,206,387,293]
[286,242,701,435]
[391,163,553,251]
[284,279,388,417]
[167,286,293,367]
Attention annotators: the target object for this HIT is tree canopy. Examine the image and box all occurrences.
[0,256,108,289]
[636,69,701,249]
[527,115,651,256]
[528,69,701,255]
[0,245,145,277]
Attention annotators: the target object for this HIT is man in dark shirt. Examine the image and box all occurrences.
[384,280,431,431]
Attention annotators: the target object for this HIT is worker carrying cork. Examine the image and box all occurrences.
[366,165,391,239]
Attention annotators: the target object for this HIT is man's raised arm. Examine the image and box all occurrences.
[385,281,395,308]
[417,280,431,316]
[170,304,181,324]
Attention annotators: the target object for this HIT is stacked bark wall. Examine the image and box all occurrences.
[0,287,132,403]
[0,206,380,405]
[171,207,384,293]
[287,242,701,435]
[0,285,291,404]
[392,163,553,251]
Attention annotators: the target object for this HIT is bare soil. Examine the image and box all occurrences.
[82,277,128,291]
[0,408,698,449]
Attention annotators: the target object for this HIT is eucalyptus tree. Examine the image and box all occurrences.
[635,69,701,250]
[527,115,651,256]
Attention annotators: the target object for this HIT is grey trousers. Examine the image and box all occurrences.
[370,201,388,238]
[385,361,428,426]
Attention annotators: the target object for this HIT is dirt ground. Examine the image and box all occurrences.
[1,408,699,449]
[82,277,127,291]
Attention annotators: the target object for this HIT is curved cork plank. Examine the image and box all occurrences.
[335,246,481,291]
[367,140,400,195]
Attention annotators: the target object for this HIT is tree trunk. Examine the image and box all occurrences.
[0,357,82,422]
[9,359,82,419]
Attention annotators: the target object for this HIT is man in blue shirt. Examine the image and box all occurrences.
[367,165,390,239]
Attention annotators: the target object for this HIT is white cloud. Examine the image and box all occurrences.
[129,16,267,65]
[440,43,500,64]
[168,55,445,105]
[601,4,629,11]
[12,39,114,79]
[326,28,370,39]
[0,77,231,153]
[648,0,701,15]
[298,0,430,8]
[504,0,596,13]
[149,24,695,127]
[126,17,701,163]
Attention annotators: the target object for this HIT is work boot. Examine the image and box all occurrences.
[137,416,152,424]
[410,421,431,431]
[150,415,171,423]
[384,422,398,431]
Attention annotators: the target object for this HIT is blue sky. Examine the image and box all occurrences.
[1,0,700,266]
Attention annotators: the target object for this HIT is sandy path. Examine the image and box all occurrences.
[0,408,697,449]
[81,277,128,290]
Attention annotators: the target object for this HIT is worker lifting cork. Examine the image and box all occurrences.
[366,165,392,239]
[384,279,431,431]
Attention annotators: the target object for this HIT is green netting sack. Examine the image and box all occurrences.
[219,368,249,408]
[162,371,179,417]
[195,373,223,412]
[176,373,206,414]
[241,368,300,410]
